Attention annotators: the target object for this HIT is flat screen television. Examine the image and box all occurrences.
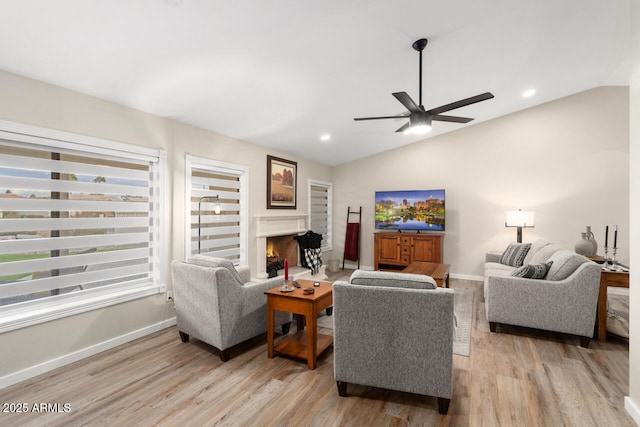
[375,189,445,231]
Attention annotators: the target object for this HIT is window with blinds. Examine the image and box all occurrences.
[0,121,164,332]
[308,179,332,251]
[186,156,248,265]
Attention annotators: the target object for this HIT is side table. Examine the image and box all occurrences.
[265,279,333,369]
[597,268,629,341]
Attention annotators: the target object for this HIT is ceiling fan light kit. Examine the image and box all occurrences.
[405,113,432,135]
[354,38,494,134]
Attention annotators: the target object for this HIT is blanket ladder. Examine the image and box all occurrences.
[343,206,362,269]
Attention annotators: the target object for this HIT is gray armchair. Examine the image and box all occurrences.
[171,256,291,361]
[332,270,454,415]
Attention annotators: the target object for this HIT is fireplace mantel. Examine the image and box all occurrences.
[255,213,308,278]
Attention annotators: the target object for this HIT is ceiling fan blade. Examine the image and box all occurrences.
[354,114,408,121]
[432,114,473,124]
[427,92,494,115]
[392,92,422,114]
[395,122,411,133]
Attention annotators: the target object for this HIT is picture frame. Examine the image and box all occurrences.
[267,155,297,209]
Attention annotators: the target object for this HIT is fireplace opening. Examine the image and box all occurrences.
[266,234,298,277]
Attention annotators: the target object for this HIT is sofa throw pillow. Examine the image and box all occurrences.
[522,239,550,265]
[545,250,587,281]
[510,261,553,279]
[528,244,560,265]
[499,242,532,267]
[188,255,244,286]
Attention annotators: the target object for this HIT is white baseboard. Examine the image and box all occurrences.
[625,396,640,426]
[0,317,176,390]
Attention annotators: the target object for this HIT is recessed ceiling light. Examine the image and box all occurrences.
[522,89,536,98]
[320,134,331,141]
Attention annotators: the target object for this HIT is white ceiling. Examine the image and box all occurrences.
[0,0,630,166]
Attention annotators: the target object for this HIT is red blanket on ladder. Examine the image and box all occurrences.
[344,222,359,261]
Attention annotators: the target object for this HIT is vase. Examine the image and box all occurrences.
[585,226,598,254]
[575,231,596,256]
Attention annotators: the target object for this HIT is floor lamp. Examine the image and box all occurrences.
[505,210,535,243]
[198,195,221,254]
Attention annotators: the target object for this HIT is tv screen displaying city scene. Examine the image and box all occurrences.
[375,189,445,231]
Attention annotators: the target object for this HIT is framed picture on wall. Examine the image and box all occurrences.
[267,155,297,209]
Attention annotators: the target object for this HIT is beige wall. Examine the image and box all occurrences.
[0,61,635,414]
[0,70,175,379]
[627,1,639,423]
[332,86,629,279]
[0,70,331,381]
[168,121,333,274]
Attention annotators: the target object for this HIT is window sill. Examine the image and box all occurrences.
[0,283,164,334]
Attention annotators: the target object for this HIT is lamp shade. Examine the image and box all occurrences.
[505,210,535,228]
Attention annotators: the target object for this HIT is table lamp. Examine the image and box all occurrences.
[505,209,535,243]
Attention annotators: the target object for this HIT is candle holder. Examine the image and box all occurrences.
[279,282,294,292]
[603,246,610,269]
[612,248,620,271]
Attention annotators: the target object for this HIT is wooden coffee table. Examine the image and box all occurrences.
[265,279,333,369]
[402,261,450,287]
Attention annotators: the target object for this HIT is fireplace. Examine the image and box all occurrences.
[255,213,307,279]
[266,234,298,277]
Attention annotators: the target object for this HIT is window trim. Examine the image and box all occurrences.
[0,119,166,333]
[184,155,249,265]
[308,178,333,251]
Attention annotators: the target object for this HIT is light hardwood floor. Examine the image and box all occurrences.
[0,275,633,426]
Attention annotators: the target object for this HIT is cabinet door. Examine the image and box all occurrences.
[412,236,441,263]
[377,234,400,263]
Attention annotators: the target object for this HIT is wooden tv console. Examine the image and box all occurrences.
[374,233,443,271]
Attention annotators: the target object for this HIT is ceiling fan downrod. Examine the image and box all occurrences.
[412,38,428,109]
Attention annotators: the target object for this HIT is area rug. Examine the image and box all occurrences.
[316,287,474,357]
[452,288,474,357]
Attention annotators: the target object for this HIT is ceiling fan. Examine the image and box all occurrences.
[354,38,494,135]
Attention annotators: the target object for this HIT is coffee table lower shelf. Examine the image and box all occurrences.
[274,331,333,360]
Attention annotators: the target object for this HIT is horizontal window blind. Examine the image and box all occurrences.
[309,180,332,251]
[0,139,160,311]
[187,156,248,265]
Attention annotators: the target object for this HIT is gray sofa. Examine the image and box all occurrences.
[333,270,454,415]
[171,255,292,361]
[484,239,601,347]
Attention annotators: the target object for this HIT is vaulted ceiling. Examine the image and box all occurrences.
[0,0,629,165]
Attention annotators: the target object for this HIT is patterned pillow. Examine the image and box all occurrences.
[500,242,532,267]
[510,261,553,279]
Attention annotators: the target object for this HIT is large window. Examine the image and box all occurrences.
[0,121,164,332]
[308,179,332,251]
[185,155,248,265]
